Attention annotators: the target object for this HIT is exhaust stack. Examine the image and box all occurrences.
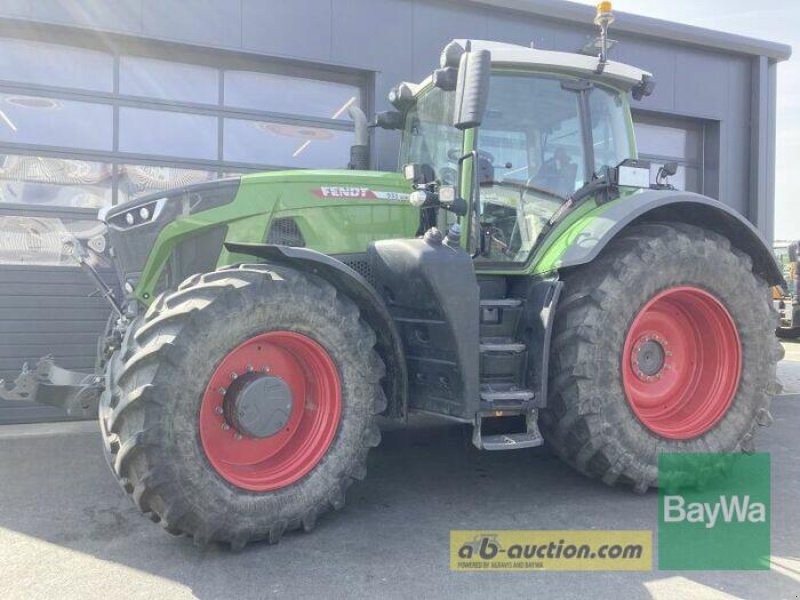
[347,105,369,170]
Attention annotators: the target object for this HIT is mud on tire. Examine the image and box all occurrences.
[540,222,782,491]
[98,264,386,549]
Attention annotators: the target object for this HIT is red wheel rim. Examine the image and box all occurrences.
[199,331,341,491]
[622,286,741,440]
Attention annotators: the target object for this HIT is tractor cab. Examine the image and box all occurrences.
[389,37,654,266]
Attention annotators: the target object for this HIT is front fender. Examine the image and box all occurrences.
[544,190,783,286]
[224,242,408,420]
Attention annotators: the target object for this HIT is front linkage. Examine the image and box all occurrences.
[0,239,128,417]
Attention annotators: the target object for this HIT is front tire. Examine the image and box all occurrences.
[99,265,386,548]
[541,222,781,491]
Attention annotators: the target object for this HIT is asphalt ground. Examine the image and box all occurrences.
[1,343,799,599]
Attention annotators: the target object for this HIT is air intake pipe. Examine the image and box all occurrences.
[347,105,369,170]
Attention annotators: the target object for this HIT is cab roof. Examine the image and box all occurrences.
[451,39,651,91]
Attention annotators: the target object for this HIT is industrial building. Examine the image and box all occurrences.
[0,0,791,422]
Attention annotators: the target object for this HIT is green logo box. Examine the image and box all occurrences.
[658,452,770,571]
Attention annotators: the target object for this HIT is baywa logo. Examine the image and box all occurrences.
[663,494,767,529]
[658,453,771,570]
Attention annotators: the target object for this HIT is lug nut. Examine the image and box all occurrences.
[222,423,230,430]
[230,372,238,380]
[218,387,226,395]
[215,407,223,415]
[247,365,254,373]
[234,433,243,440]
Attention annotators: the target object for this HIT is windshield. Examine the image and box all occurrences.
[399,86,460,185]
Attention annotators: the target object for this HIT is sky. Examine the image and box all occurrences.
[572,0,798,240]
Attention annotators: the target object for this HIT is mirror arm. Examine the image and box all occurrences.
[456,149,482,257]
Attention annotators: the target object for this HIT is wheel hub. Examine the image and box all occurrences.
[223,374,294,439]
[632,337,667,379]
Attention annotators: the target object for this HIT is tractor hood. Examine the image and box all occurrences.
[100,168,419,303]
[240,169,413,210]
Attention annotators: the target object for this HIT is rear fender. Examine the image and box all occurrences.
[224,242,408,420]
[548,190,784,286]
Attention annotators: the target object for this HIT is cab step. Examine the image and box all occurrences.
[479,430,545,451]
[479,298,524,338]
[472,410,544,451]
[480,338,527,383]
[479,384,535,412]
[479,339,527,353]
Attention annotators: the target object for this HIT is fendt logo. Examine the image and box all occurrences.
[315,186,371,198]
[658,453,771,570]
[310,186,410,201]
[663,494,767,529]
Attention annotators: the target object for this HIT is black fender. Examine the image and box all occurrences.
[557,190,784,286]
[224,242,408,420]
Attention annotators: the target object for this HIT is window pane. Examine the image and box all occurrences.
[398,87,459,181]
[224,71,360,120]
[0,215,109,267]
[119,108,217,160]
[634,121,702,161]
[120,56,219,104]
[223,119,353,168]
[590,87,631,172]
[0,94,112,150]
[118,164,216,202]
[0,154,112,208]
[481,75,587,196]
[0,38,113,92]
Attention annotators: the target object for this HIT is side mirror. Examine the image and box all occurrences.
[374,110,404,130]
[453,49,491,131]
[659,161,678,177]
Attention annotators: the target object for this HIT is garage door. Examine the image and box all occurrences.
[633,113,705,194]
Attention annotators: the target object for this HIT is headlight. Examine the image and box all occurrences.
[102,178,241,231]
[108,197,166,230]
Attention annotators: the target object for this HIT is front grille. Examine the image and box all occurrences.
[336,253,376,287]
[266,218,305,247]
[154,225,227,294]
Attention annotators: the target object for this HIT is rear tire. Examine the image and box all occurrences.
[541,222,781,491]
[98,264,386,548]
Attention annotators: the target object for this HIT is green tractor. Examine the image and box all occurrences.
[1,10,783,549]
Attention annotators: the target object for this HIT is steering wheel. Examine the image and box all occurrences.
[483,179,565,201]
[447,148,495,164]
